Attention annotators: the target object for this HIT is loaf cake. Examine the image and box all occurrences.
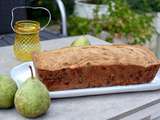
[32,45,160,91]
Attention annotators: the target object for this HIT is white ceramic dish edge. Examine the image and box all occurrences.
[10,62,160,98]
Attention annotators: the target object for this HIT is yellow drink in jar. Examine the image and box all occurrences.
[13,20,41,61]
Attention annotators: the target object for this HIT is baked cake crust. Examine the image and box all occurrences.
[32,45,160,91]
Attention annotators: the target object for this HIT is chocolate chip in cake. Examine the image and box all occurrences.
[102,67,106,70]
[64,79,70,85]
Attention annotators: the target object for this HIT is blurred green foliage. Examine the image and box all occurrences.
[84,0,109,4]
[68,16,90,36]
[68,15,103,36]
[85,0,160,12]
[105,0,154,44]
[126,0,160,13]
[26,0,158,44]
[68,0,155,44]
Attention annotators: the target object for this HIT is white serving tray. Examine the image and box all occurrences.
[11,62,160,98]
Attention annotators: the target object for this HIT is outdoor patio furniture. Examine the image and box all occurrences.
[0,0,67,47]
[0,35,160,120]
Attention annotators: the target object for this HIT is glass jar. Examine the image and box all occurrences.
[13,20,41,61]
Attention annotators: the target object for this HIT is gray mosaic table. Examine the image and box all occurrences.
[0,35,160,120]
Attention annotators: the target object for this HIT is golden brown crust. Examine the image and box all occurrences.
[32,45,160,91]
[32,45,159,70]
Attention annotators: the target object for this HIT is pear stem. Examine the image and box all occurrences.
[29,65,34,79]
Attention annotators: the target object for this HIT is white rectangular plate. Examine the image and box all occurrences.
[10,62,160,98]
[10,36,160,98]
[11,62,160,98]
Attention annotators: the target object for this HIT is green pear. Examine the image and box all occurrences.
[0,75,17,108]
[14,66,51,118]
[71,36,91,47]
